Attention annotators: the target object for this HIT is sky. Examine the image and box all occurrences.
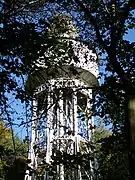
[124,29,135,42]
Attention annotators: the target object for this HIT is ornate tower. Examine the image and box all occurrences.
[25,15,98,180]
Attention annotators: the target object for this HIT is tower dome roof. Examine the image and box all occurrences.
[26,14,99,94]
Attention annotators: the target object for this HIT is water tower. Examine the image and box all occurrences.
[25,15,98,180]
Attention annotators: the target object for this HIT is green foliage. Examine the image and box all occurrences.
[94,120,129,180]
[0,121,27,180]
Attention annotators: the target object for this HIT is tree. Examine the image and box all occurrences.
[0,120,27,180]
[94,120,129,180]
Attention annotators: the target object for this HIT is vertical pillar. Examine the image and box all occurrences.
[59,90,64,137]
[73,89,81,180]
[87,89,93,141]
[24,98,38,180]
[87,89,94,180]
[31,98,38,169]
[65,99,68,134]
[46,93,53,164]
[56,93,60,180]
[73,89,78,138]
[59,90,64,180]
[70,98,74,133]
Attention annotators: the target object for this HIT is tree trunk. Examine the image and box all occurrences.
[125,94,135,180]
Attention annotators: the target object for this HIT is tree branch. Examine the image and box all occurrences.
[107,0,134,90]
[75,0,109,52]
[116,0,134,43]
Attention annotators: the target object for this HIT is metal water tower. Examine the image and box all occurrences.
[25,15,98,180]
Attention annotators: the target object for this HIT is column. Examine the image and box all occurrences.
[87,89,94,180]
[59,90,64,180]
[31,98,38,169]
[46,93,53,164]
[59,90,64,137]
[24,98,38,180]
[87,89,93,142]
[73,89,80,180]
[73,89,78,150]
